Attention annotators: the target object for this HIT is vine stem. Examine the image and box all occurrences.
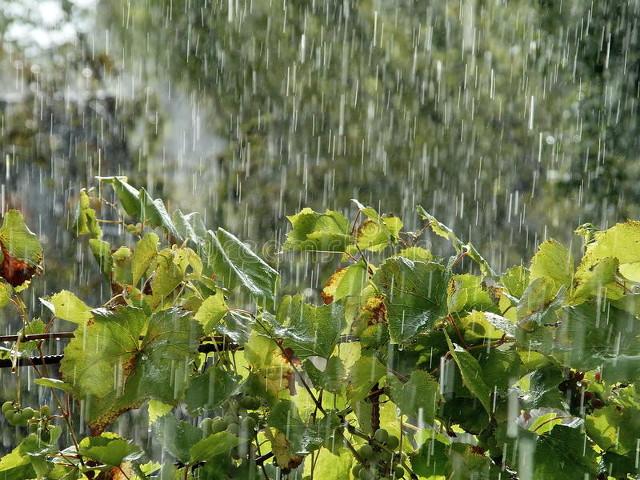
[29,351,86,469]
[252,313,369,468]
[254,315,326,416]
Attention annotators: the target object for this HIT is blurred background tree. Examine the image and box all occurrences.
[98,0,640,271]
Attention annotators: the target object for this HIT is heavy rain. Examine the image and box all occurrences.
[0,1,639,479]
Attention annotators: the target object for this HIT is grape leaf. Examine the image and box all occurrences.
[100,177,180,239]
[445,332,492,414]
[0,445,36,480]
[447,274,495,314]
[347,355,387,403]
[0,210,43,287]
[320,261,367,304]
[352,199,402,251]
[193,290,228,334]
[205,228,278,301]
[501,265,529,298]
[154,415,203,464]
[417,206,494,276]
[268,400,340,454]
[373,257,448,344]
[275,295,345,359]
[190,432,239,463]
[184,367,239,414]
[131,233,159,286]
[388,370,441,422]
[530,239,574,290]
[41,290,92,324]
[89,238,113,276]
[74,189,102,238]
[283,208,352,252]
[585,403,640,455]
[577,221,640,282]
[531,425,599,479]
[61,307,202,433]
[78,433,143,467]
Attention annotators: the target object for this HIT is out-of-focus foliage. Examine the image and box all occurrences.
[102,0,640,269]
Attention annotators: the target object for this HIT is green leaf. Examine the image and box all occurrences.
[89,238,113,278]
[268,400,340,454]
[541,303,640,373]
[531,425,599,479]
[61,307,202,433]
[602,451,640,477]
[283,208,352,252]
[352,199,402,251]
[410,438,449,478]
[459,311,516,341]
[0,210,43,287]
[205,228,278,301]
[0,280,11,308]
[100,177,180,238]
[578,221,640,282]
[78,433,143,467]
[417,206,494,276]
[516,276,563,331]
[570,257,622,304]
[184,367,239,414]
[275,295,345,359]
[74,189,102,238]
[320,261,367,304]
[41,290,92,324]
[193,290,228,334]
[397,246,433,262]
[304,356,346,393]
[138,188,180,239]
[0,445,36,480]
[112,246,132,284]
[347,355,387,403]
[154,415,203,464]
[530,239,574,290]
[447,274,495,314]
[373,257,448,344]
[100,176,141,218]
[445,332,492,414]
[132,233,159,286]
[148,400,173,424]
[190,432,239,463]
[501,265,529,298]
[173,209,207,245]
[34,377,73,393]
[388,370,440,422]
[476,348,521,394]
[585,403,640,455]
[303,448,352,479]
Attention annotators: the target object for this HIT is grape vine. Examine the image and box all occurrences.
[0,177,638,479]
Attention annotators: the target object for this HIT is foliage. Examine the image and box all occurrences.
[0,178,639,479]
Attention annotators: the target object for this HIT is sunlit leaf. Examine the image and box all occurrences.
[283,208,352,252]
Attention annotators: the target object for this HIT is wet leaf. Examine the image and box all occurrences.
[0,210,43,287]
[205,228,278,301]
[283,208,352,252]
[41,290,92,324]
[275,295,345,359]
[78,433,143,467]
[373,257,448,344]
